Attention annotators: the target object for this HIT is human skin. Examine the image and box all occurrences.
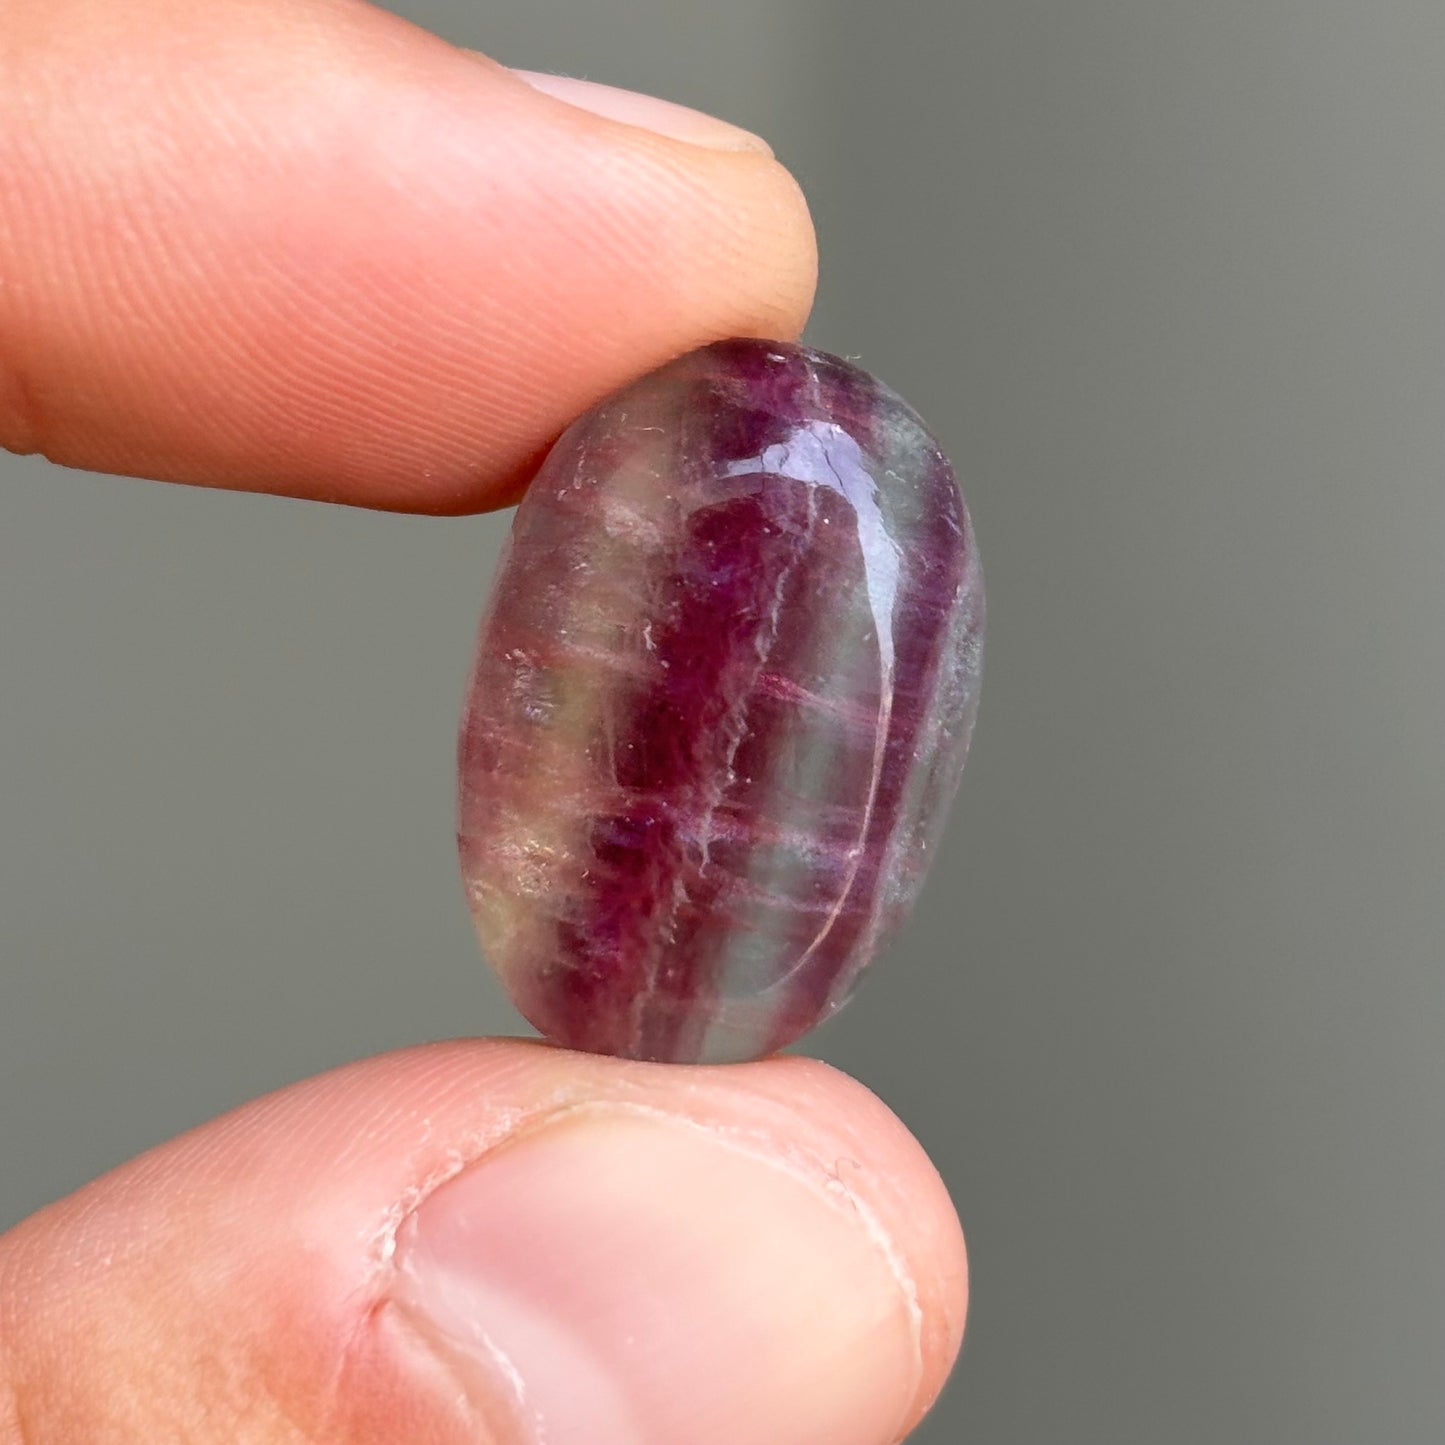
[0,3,969,1441]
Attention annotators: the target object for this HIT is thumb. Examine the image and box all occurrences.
[0,0,816,511]
[0,1040,966,1445]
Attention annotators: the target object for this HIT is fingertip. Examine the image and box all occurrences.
[0,1039,962,1444]
[0,2,819,510]
[375,1045,966,1438]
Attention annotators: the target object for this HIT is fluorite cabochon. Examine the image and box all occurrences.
[458,338,984,1063]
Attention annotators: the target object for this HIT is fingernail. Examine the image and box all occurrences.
[513,70,774,155]
[394,1110,919,1445]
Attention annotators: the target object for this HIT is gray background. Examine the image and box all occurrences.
[2,2,1442,1441]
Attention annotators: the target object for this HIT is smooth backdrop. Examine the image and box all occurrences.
[3,3,1443,1441]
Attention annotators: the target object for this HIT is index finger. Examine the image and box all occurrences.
[0,0,816,512]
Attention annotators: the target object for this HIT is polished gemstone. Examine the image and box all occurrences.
[458,338,984,1063]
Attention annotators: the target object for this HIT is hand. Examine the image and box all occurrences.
[0,3,967,1442]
